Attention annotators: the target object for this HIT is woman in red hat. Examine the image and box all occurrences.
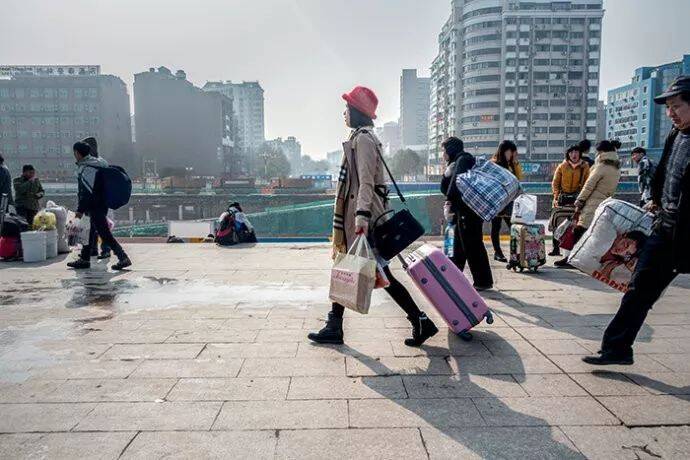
[308,86,438,347]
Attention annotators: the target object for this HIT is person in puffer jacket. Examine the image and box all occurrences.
[67,141,131,271]
[554,140,622,268]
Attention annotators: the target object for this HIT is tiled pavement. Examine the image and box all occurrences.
[0,242,689,459]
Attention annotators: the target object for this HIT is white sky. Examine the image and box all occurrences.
[2,0,690,157]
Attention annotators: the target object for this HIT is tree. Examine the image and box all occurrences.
[390,149,424,179]
[253,144,291,179]
[301,155,330,174]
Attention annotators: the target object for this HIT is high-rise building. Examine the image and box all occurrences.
[596,100,606,142]
[0,67,133,180]
[134,67,238,177]
[400,69,431,150]
[376,121,402,155]
[429,0,604,177]
[203,81,265,157]
[606,55,690,156]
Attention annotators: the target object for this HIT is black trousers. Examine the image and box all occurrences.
[452,213,493,288]
[16,207,37,228]
[491,215,511,255]
[332,265,421,318]
[602,230,677,355]
[80,209,126,260]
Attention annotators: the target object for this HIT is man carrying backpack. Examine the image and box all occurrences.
[67,141,131,270]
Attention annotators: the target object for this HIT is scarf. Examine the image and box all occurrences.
[332,152,349,258]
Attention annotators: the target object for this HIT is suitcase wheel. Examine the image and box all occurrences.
[485,311,494,325]
[458,331,473,342]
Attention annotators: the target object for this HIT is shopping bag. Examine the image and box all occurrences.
[66,214,91,246]
[328,236,377,314]
[511,194,537,224]
[554,218,577,251]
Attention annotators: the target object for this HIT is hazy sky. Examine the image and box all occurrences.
[2,0,690,157]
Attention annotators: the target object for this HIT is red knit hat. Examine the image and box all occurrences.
[342,86,378,120]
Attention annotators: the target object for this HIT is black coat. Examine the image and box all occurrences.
[440,151,480,220]
[651,128,690,273]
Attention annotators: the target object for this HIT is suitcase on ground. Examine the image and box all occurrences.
[0,236,20,260]
[508,223,546,272]
[402,244,493,340]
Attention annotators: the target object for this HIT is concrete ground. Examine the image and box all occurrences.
[0,242,689,459]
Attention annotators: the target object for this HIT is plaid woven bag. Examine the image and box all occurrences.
[456,159,521,221]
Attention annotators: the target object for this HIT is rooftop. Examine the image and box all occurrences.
[1,243,689,458]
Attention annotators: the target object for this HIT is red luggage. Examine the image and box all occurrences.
[0,236,20,260]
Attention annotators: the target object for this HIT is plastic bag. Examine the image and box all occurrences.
[66,213,91,245]
[33,211,57,230]
[511,194,538,224]
[328,235,377,314]
[443,223,455,258]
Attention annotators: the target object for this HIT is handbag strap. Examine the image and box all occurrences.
[370,137,407,204]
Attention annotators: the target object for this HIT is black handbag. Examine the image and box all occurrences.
[370,149,425,260]
[558,192,578,207]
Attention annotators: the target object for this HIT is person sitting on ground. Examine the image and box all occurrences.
[308,86,438,347]
[632,146,656,207]
[12,164,44,225]
[549,145,590,256]
[67,141,131,271]
[554,140,622,268]
[489,140,523,262]
[441,137,494,290]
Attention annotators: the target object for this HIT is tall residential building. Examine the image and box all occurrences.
[0,66,133,180]
[606,55,690,155]
[203,81,265,157]
[376,121,402,155]
[596,100,606,142]
[429,0,604,176]
[134,67,238,177]
[400,69,431,150]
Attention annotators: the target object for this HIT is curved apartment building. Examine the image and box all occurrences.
[429,0,604,176]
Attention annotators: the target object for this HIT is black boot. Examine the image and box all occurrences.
[582,352,633,366]
[405,313,439,347]
[67,258,91,269]
[307,312,344,344]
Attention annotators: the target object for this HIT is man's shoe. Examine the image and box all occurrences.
[554,258,574,268]
[548,249,561,256]
[405,313,439,347]
[67,259,91,269]
[494,254,507,263]
[474,284,493,292]
[582,352,633,366]
[97,252,111,260]
[111,257,132,271]
[307,312,344,344]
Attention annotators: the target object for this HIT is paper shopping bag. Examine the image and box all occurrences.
[329,236,377,314]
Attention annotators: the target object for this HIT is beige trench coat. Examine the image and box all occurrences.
[576,151,622,228]
[340,127,389,250]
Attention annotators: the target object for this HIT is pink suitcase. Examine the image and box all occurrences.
[402,244,493,340]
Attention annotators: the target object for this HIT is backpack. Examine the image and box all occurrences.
[97,165,132,210]
[215,212,237,246]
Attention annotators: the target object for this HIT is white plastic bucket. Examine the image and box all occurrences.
[45,229,58,259]
[21,231,47,263]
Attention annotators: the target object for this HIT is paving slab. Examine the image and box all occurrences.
[121,431,277,460]
[402,374,527,398]
[570,372,652,396]
[40,378,177,403]
[514,373,589,397]
[345,356,452,376]
[129,358,244,378]
[101,344,204,360]
[624,372,690,395]
[287,376,407,400]
[472,396,620,426]
[0,403,96,432]
[597,395,690,426]
[213,400,348,430]
[201,343,298,359]
[75,401,222,431]
[548,354,672,374]
[648,353,690,372]
[29,359,140,380]
[0,432,136,459]
[421,426,583,459]
[349,398,485,428]
[275,428,427,460]
[239,357,346,377]
[167,377,290,401]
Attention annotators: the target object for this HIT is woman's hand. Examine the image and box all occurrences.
[355,221,369,236]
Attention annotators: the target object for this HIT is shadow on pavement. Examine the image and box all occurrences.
[594,370,690,399]
[324,331,584,458]
[487,290,654,344]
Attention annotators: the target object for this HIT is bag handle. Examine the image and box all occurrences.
[369,136,407,204]
[348,235,374,259]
